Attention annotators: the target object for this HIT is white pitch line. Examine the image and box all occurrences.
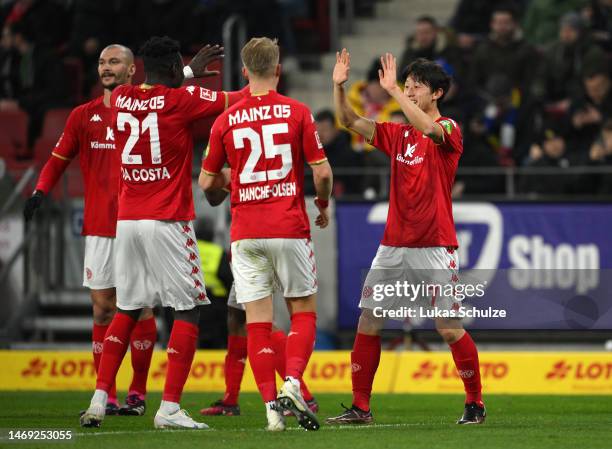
[65,422,435,438]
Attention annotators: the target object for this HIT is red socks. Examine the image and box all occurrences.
[271,328,314,401]
[92,323,118,403]
[246,322,277,403]
[285,312,316,379]
[223,335,247,406]
[449,331,483,404]
[95,313,136,392]
[162,320,199,403]
[351,333,381,412]
[129,317,157,399]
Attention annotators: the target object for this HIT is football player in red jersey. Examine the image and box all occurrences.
[79,36,243,430]
[325,51,485,425]
[23,44,157,417]
[200,37,333,431]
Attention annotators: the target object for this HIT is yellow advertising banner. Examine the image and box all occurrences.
[1,350,611,394]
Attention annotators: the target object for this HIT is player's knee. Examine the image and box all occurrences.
[139,307,154,321]
[227,308,246,335]
[92,299,116,325]
[357,309,383,335]
[436,323,464,345]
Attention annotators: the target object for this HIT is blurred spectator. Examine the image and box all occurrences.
[469,74,538,166]
[315,109,362,197]
[569,63,612,151]
[583,0,612,51]
[522,0,588,47]
[588,118,612,193]
[449,0,496,49]
[469,5,538,95]
[5,22,65,146]
[1,0,68,47]
[521,121,586,194]
[532,12,605,113]
[399,16,464,80]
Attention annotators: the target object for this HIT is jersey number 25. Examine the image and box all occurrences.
[233,123,292,184]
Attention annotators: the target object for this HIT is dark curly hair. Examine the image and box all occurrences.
[139,36,181,76]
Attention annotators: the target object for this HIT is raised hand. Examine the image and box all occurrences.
[378,52,399,94]
[188,44,224,78]
[333,48,351,86]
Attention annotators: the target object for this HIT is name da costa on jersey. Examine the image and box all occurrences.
[115,93,171,183]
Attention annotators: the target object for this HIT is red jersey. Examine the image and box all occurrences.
[370,117,462,247]
[203,90,327,242]
[36,96,119,237]
[111,84,228,221]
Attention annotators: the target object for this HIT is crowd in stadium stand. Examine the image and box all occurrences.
[1,0,612,197]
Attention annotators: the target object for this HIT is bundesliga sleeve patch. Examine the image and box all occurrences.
[199,88,217,102]
[439,119,454,135]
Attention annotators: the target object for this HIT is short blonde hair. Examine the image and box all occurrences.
[241,37,279,78]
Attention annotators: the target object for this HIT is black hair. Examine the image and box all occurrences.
[138,36,181,76]
[402,58,452,101]
[492,3,519,21]
[315,109,335,124]
[367,58,383,82]
[416,15,438,27]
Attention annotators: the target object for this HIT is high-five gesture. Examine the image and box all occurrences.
[188,44,224,78]
[333,48,351,86]
[378,52,399,94]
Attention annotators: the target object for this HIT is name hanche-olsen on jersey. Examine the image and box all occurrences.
[111,84,229,221]
[203,90,327,242]
[368,117,463,248]
[46,96,120,237]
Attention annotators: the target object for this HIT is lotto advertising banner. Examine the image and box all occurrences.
[336,202,612,330]
[1,351,612,395]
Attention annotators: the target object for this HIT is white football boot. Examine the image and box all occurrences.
[265,401,286,432]
[154,409,210,429]
[277,377,320,431]
[79,403,105,428]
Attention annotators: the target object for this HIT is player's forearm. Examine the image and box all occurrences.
[388,87,438,136]
[35,155,70,194]
[334,84,360,129]
[199,168,230,191]
[312,162,333,201]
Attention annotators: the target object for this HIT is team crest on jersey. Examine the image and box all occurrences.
[439,119,454,135]
[86,268,93,280]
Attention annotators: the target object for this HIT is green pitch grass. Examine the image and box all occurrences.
[0,392,609,449]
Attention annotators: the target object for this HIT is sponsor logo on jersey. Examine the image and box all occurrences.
[90,114,102,122]
[404,143,417,158]
[167,347,179,354]
[132,340,153,351]
[106,127,115,141]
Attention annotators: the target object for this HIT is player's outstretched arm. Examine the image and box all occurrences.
[311,161,333,229]
[333,48,375,140]
[378,52,444,143]
[186,44,224,78]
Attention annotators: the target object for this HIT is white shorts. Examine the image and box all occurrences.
[83,236,115,289]
[115,220,210,311]
[230,238,317,304]
[227,283,243,310]
[359,245,460,317]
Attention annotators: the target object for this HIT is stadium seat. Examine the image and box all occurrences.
[62,57,84,105]
[40,108,71,142]
[0,109,29,159]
